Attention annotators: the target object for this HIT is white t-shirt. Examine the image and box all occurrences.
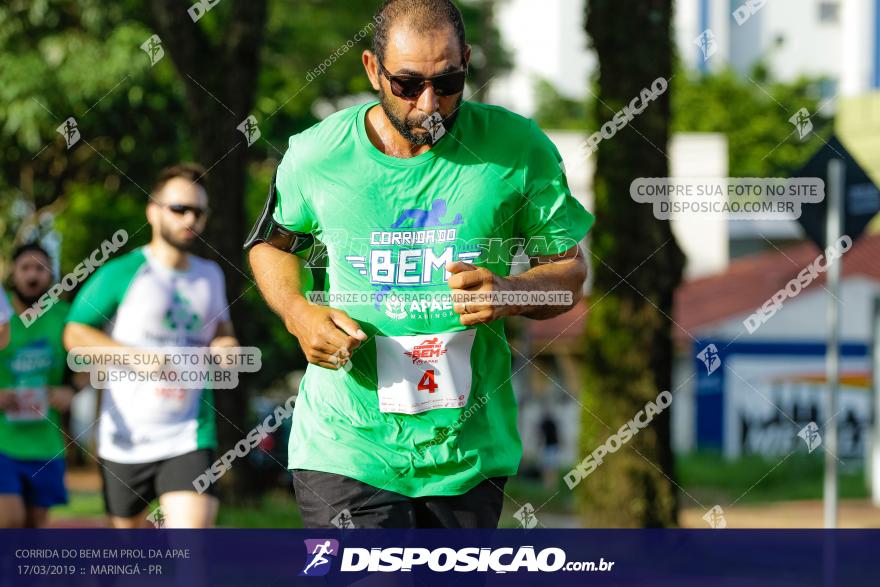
[0,288,12,324]
[67,247,230,463]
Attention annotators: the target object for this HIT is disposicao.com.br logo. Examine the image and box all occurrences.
[300,539,339,577]
[299,540,615,575]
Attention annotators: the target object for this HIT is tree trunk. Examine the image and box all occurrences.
[147,0,268,503]
[578,0,684,527]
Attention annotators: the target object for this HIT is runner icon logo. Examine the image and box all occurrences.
[331,509,356,529]
[696,344,721,375]
[404,337,447,365]
[513,503,539,529]
[300,539,339,577]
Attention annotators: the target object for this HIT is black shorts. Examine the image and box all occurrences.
[99,449,217,518]
[292,469,507,529]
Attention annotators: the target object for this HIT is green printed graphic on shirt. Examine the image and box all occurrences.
[163,290,203,332]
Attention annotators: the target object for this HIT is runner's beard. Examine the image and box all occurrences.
[12,283,48,307]
[379,87,462,146]
[159,223,198,252]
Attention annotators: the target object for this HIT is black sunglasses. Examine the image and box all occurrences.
[378,60,467,99]
[161,203,208,220]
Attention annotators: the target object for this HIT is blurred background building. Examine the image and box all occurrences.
[489,0,880,473]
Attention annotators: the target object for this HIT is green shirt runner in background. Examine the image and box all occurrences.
[274,100,595,497]
[0,292,68,461]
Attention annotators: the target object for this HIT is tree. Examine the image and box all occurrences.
[139,0,268,501]
[2,0,510,504]
[0,0,185,274]
[578,0,683,527]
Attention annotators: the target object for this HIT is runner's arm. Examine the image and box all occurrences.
[63,322,128,352]
[248,242,366,369]
[208,320,240,369]
[210,320,238,349]
[0,323,8,351]
[248,243,311,332]
[513,244,587,319]
[448,244,587,325]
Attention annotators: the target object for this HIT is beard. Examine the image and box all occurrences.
[159,222,198,252]
[12,283,48,307]
[379,87,462,146]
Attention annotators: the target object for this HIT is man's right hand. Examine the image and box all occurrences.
[286,304,367,370]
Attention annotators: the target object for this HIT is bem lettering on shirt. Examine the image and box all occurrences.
[272,100,594,497]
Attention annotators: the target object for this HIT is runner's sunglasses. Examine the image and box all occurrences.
[160,203,209,220]
[378,60,468,99]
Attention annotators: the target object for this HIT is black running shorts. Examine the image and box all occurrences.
[293,469,507,529]
[99,449,217,518]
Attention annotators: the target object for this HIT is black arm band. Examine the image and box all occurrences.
[243,170,315,254]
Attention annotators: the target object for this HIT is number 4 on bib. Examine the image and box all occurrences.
[417,370,438,393]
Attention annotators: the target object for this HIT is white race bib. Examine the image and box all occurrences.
[376,330,476,415]
[6,387,49,422]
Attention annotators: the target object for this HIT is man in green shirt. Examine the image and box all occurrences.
[0,244,75,528]
[249,0,593,528]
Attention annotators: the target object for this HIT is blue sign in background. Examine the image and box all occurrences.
[693,339,869,451]
[0,529,875,586]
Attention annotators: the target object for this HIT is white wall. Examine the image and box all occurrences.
[701,275,880,341]
[546,130,595,212]
[841,0,877,96]
[669,133,730,279]
[731,0,842,83]
[489,0,595,116]
[545,131,730,280]
[490,0,875,116]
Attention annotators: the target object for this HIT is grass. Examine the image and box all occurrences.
[53,491,104,519]
[51,452,869,527]
[52,489,302,528]
[216,491,302,528]
[676,451,869,505]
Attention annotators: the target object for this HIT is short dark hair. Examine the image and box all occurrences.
[12,242,51,264]
[151,163,207,198]
[372,0,466,64]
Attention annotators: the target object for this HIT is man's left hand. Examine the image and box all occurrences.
[447,261,517,326]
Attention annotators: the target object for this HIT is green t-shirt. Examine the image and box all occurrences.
[0,292,68,461]
[274,100,595,497]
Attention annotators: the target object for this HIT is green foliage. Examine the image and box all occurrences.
[0,0,187,268]
[53,489,302,527]
[535,62,831,179]
[533,79,592,131]
[51,183,150,272]
[671,66,833,177]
